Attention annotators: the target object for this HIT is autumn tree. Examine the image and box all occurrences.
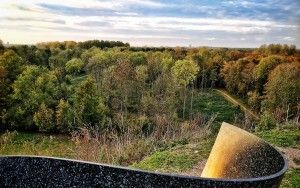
[33,103,55,132]
[221,59,255,97]
[254,55,286,94]
[263,62,300,121]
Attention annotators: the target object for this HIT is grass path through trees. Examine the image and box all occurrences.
[214,89,260,120]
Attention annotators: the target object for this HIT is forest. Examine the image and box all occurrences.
[1,40,299,134]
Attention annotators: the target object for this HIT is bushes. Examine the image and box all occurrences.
[256,111,276,131]
[33,103,55,132]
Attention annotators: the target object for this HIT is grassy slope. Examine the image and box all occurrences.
[131,138,214,172]
[0,132,75,158]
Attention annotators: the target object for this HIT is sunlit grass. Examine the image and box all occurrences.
[0,131,75,158]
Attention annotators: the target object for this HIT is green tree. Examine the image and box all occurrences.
[129,52,147,66]
[65,58,84,75]
[0,50,24,128]
[56,99,74,133]
[0,50,24,80]
[74,76,107,128]
[11,66,60,129]
[171,59,199,118]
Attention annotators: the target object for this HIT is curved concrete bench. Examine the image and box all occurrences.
[0,123,288,187]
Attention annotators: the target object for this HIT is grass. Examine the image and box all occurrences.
[131,138,214,173]
[189,90,243,124]
[280,169,300,188]
[0,131,75,158]
[256,129,300,148]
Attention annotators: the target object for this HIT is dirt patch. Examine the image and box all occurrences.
[278,147,300,169]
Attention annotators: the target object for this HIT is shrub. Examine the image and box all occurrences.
[33,103,55,132]
[256,111,276,131]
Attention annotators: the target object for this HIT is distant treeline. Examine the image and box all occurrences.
[0,40,299,133]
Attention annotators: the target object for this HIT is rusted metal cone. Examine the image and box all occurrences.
[202,122,286,179]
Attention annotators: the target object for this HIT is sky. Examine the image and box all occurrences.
[0,0,299,47]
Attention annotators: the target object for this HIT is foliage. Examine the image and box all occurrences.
[263,62,300,112]
[0,40,4,53]
[74,76,107,129]
[65,58,84,75]
[256,111,276,131]
[56,99,74,133]
[247,91,261,111]
[171,59,199,86]
[221,59,255,96]
[33,103,55,132]
[0,40,298,133]
[0,50,24,128]
[257,44,296,56]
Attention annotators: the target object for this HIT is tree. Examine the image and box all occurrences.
[263,62,300,120]
[56,99,74,133]
[129,52,147,66]
[221,59,255,96]
[171,60,199,86]
[65,58,84,75]
[0,50,24,80]
[0,50,24,128]
[74,76,107,129]
[254,55,286,94]
[171,59,199,118]
[85,50,122,90]
[0,40,4,53]
[11,66,60,129]
[33,103,55,132]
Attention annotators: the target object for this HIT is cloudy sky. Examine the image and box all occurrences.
[0,0,299,47]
